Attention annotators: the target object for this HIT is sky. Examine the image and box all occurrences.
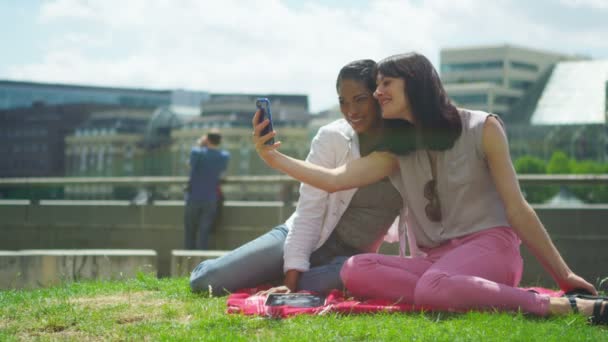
[1,0,607,113]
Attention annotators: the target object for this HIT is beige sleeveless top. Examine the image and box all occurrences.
[389,109,510,249]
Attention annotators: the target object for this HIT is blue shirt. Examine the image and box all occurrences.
[186,146,230,203]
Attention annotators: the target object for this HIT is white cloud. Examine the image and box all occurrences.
[17,0,445,111]
[560,0,608,10]
[39,0,99,21]
[6,0,608,112]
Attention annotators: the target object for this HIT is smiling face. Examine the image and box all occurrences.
[338,78,382,134]
[374,73,415,123]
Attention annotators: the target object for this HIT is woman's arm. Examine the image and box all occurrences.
[482,116,596,294]
[252,111,398,192]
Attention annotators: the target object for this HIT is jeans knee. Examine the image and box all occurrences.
[189,260,221,293]
[414,271,450,307]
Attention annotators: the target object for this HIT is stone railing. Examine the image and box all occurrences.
[1,175,607,289]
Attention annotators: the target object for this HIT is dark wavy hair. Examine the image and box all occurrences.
[336,59,377,94]
[376,52,462,154]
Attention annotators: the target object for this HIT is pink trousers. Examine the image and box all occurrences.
[340,227,550,316]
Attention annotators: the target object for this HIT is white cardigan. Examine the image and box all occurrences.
[283,119,408,272]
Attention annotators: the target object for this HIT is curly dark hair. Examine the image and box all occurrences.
[376,52,462,154]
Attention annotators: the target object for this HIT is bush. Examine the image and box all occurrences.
[514,155,556,203]
[514,151,608,204]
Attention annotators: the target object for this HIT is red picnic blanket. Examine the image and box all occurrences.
[226,287,563,318]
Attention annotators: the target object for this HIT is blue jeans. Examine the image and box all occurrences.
[184,201,218,250]
[189,224,349,295]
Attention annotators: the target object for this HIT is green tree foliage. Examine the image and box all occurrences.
[514,155,556,203]
[569,159,608,203]
[514,156,546,174]
[514,151,608,204]
[547,151,571,174]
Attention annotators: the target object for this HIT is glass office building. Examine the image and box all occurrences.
[506,60,608,161]
[0,80,173,110]
[440,45,583,119]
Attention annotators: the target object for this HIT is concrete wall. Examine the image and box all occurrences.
[0,201,290,278]
[1,202,607,287]
[171,250,227,278]
[0,249,156,289]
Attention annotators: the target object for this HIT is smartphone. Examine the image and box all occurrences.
[264,293,326,308]
[255,97,275,145]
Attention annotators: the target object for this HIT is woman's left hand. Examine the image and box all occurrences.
[558,272,598,295]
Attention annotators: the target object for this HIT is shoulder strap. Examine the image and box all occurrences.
[426,150,437,180]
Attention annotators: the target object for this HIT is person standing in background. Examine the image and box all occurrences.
[184,129,230,250]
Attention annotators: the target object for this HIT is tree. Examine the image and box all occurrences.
[514,151,608,204]
[514,155,555,203]
[547,151,571,174]
[569,159,608,203]
[514,156,546,174]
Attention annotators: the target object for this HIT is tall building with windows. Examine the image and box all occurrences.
[201,93,310,123]
[0,103,119,178]
[440,45,583,118]
[0,79,206,181]
[63,108,155,199]
[64,108,154,178]
[0,80,208,111]
[0,80,171,110]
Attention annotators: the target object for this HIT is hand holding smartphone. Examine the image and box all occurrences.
[255,98,275,145]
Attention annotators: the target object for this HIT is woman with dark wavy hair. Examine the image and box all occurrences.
[252,52,606,324]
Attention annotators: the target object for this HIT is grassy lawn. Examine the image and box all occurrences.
[1,274,606,341]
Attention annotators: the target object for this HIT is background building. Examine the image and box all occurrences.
[65,108,154,177]
[440,44,608,163]
[0,80,169,110]
[0,79,209,111]
[172,93,312,200]
[64,108,154,199]
[0,103,118,178]
[0,80,205,181]
[506,60,608,161]
[440,44,583,118]
[201,93,310,123]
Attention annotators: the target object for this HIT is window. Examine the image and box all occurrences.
[510,80,533,91]
[125,145,134,158]
[450,94,488,105]
[441,61,504,73]
[450,77,503,85]
[495,96,518,105]
[97,148,105,172]
[80,147,88,172]
[510,61,538,72]
[605,81,608,114]
[484,79,503,85]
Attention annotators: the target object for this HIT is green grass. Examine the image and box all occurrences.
[1,274,606,341]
